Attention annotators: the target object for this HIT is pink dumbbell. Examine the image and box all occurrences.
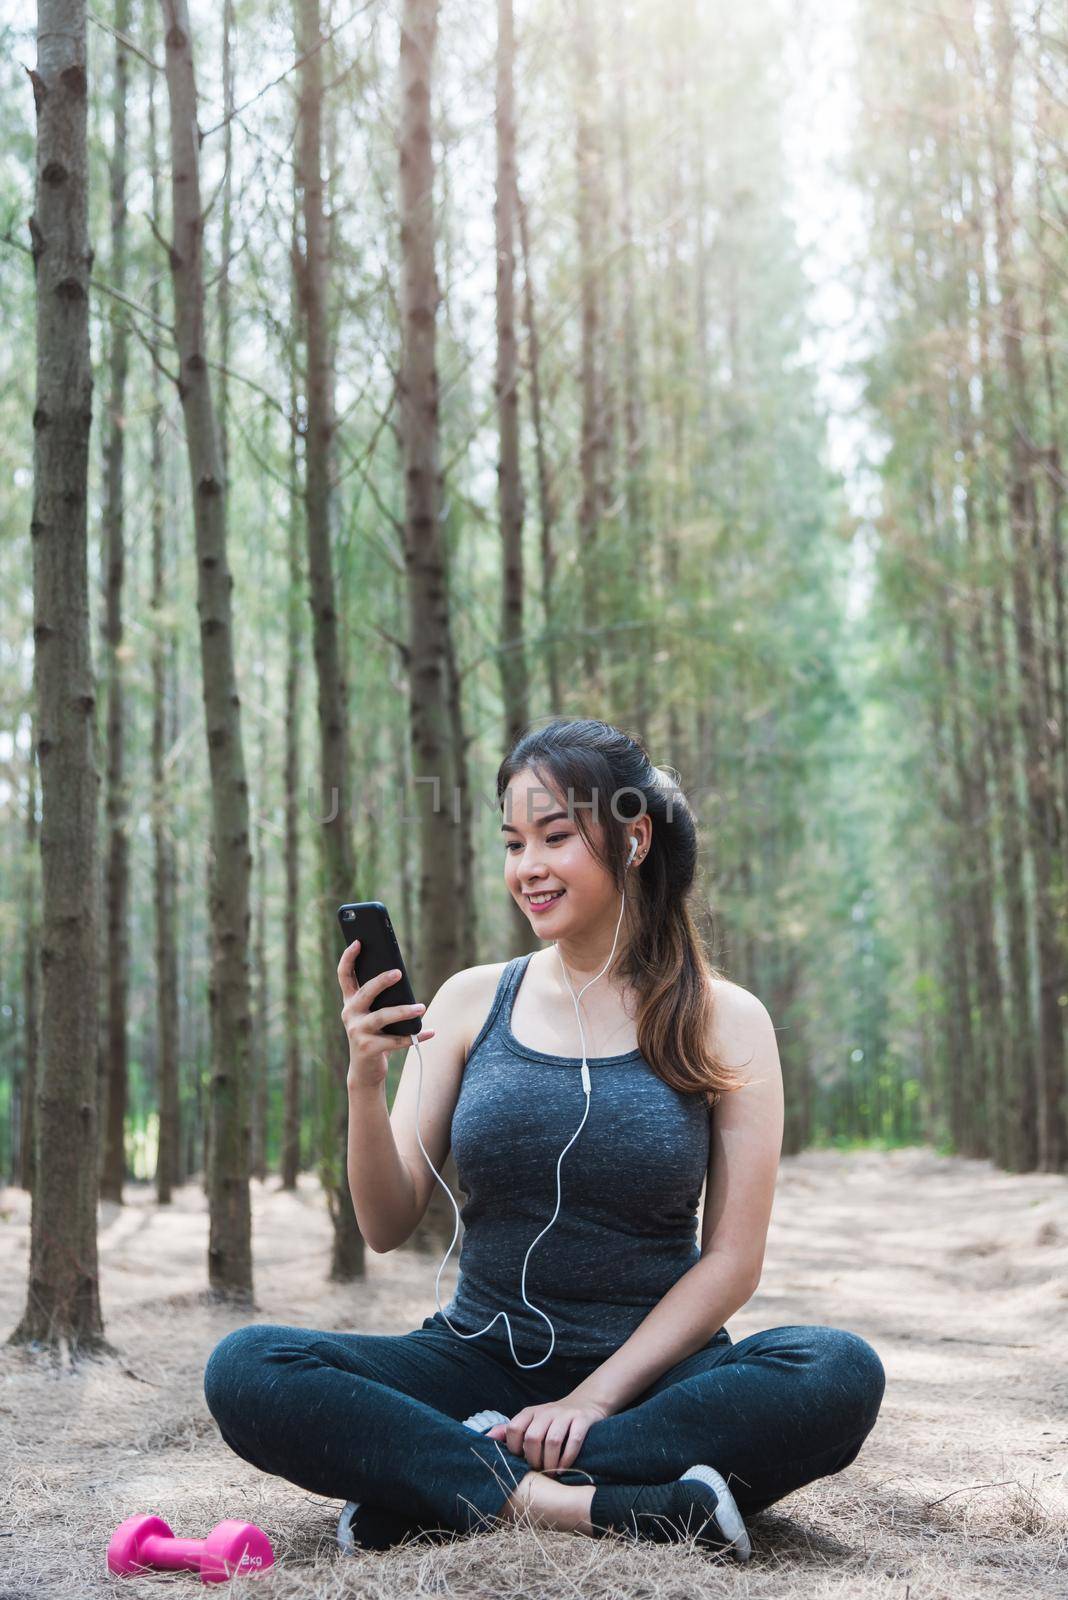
[107,1514,274,1582]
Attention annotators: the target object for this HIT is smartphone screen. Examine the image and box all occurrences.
[336,901,420,1036]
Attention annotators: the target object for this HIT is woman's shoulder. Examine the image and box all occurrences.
[452,958,513,1061]
[707,976,773,1055]
[709,974,767,1013]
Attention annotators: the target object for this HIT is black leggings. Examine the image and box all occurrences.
[204,1311,885,1535]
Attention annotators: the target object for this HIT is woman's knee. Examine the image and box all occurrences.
[818,1327,886,1434]
[203,1323,282,1423]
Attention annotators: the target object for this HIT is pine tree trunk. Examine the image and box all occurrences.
[966,100,1037,1171]
[496,0,527,749]
[161,0,254,1296]
[148,44,181,1206]
[495,0,534,958]
[251,708,269,1183]
[99,0,131,1207]
[295,0,363,1277]
[574,0,604,694]
[952,145,1008,1166]
[446,620,479,968]
[19,720,40,1193]
[11,0,109,1355]
[398,0,457,998]
[282,315,304,1190]
[1035,213,1067,863]
[398,0,467,1241]
[218,0,234,474]
[515,181,561,714]
[990,0,1067,1171]
[612,0,652,747]
[931,491,979,1155]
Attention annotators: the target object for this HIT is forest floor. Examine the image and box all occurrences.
[2,1145,1066,1600]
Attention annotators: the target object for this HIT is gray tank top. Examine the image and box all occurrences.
[438,952,715,1359]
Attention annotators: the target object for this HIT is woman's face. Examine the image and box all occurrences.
[501,769,618,935]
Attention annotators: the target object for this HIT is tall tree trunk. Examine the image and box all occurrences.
[612,0,652,747]
[148,42,181,1205]
[161,0,254,1297]
[931,486,978,1155]
[990,0,1067,1171]
[959,436,1008,1166]
[218,0,234,474]
[574,0,605,696]
[11,0,110,1355]
[515,180,561,714]
[282,307,304,1191]
[19,719,40,1193]
[1034,171,1067,864]
[496,0,526,748]
[662,16,689,763]
[398,0,456,996]
[950,143,1006,1165]
[495,0,533,957]
[965,69,1037,1170]
[250,706,269,1183]
[295,0,363,1277]
[445,608,479,969]
[99,0,131,1207]
[398,0,466,1241]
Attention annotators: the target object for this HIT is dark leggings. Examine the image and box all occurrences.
[203,1310,885,1537]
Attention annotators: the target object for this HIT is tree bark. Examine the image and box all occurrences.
[11,0,110,1355]
[295,0,363,1276]
[612,0,652,747]
[495,0,534,958]
[496,0,527,751]
[398,0,470,1240]
[515,179,561,715]
[148,40,181,1206]
[398,0,457,998]
[282,285,304,1190]
[161,0,254,1296]
[218,0,234,474]
[989,0,1067,1171]
[98,0,131,1207]
[573,0,605,695]
[251,707,269,1183]
[19,719,40,1193]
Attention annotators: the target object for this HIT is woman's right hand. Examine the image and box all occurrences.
[338,938,436,1090]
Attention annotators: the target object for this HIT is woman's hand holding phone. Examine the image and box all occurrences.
[338,938,437,1091]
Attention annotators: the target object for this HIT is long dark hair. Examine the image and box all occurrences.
[497,718,750,1107]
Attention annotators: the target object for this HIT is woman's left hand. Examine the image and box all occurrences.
[486,1397,611,1473]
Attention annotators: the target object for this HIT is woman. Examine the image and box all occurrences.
[203,718,885,1559]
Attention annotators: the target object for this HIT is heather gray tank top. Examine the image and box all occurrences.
[436,952,716,1360]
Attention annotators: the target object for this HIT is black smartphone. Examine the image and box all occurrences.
[337,901,420,1037]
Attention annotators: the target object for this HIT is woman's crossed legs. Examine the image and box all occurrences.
[203,1318,885,1540]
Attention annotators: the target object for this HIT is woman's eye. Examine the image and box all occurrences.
[506,834,569,851]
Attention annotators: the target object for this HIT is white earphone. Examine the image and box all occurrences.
[410,834,642,1369]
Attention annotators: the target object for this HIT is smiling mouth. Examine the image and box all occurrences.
[526,889,566,907]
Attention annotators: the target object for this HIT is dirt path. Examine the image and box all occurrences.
[2,1146,1065,1598]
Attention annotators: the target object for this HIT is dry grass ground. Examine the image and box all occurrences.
[2,1146,1066,1599]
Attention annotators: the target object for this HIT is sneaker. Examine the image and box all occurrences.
[462,1408,510,1433]
[588,1463,752,1561]
[336,1409,511,1552]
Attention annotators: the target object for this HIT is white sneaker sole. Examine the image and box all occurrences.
[680,1464,752,1562]
[462,1409,510,1433]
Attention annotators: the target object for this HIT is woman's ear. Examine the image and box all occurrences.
[634,815,652,861]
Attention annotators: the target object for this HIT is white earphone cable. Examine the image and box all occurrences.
[410,835,639,1369]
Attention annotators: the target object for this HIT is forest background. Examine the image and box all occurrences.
[1,0,1066,1327]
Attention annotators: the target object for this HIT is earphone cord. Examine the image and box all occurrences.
[411,857,633,1371]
